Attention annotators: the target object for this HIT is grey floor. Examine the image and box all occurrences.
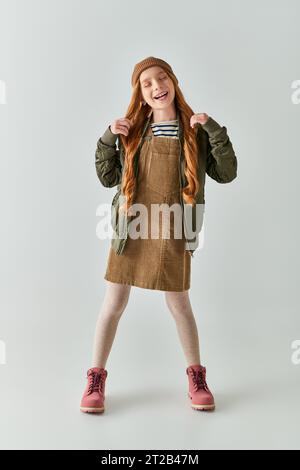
[0,288,299,450]
[1,360,299,450]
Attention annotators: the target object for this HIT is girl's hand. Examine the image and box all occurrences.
[190,113,210,128]
[110,118,132,136]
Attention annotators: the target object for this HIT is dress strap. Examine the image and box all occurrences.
[144,123,153,139]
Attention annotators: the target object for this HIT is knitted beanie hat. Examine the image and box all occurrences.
[131,56,178,87]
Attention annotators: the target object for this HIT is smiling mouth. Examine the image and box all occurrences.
[154,91,168,100]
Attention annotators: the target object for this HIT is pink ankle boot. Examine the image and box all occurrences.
[80,367,108,413]
[186,364,215,411]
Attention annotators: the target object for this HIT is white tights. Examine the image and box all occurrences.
[91,281,201,368]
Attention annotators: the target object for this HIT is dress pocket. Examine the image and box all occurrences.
[145,150,180,196]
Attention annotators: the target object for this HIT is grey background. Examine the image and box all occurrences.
[0,0,299,450]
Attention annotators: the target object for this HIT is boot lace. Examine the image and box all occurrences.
[87,370,104,395]
[191,368,209,392]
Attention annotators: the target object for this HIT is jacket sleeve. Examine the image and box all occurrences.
[201,117,237,184]
[95,125,122,188]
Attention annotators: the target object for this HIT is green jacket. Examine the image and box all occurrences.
[95,110,237,257]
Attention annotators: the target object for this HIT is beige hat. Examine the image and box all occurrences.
[131,56,178,87]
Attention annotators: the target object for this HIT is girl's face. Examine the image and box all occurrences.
[139,66,175,110]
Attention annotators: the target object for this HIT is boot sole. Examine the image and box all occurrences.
[80,406,105,413]
[188,393,215,411]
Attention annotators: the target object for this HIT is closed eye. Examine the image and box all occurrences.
[143,75,167,87]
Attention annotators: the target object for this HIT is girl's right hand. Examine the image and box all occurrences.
[110,118,132,136]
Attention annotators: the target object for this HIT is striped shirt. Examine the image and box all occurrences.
[150,119,179,139]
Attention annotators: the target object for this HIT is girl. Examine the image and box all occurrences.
[80,56,237,413]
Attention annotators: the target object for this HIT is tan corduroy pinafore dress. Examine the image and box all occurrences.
[104,123,191,291]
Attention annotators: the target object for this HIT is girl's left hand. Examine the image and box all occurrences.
[190,113,210,128]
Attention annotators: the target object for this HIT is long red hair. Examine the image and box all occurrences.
[119,71,201,215]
